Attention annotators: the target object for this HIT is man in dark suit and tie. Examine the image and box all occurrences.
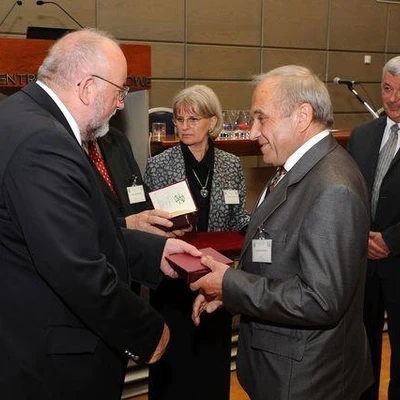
[348,56,400,400]
[190,65,373,399]
[89,126,184,236]
[87,127,188,298]
[0,28,200,400]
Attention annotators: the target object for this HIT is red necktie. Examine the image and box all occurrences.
[87,140,118,198]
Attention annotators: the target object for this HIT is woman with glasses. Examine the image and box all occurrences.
[144,85,249,400]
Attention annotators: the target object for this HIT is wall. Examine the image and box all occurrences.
[1,0,400,127]
[1,0,400,206]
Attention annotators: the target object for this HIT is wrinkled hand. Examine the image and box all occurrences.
[160,238,202,278]
[171,225,193,237]
[192,293,223,326]
[147,323,170,364]
[189,255,230,298]
[125,209,175,237]
[368,231,390,260]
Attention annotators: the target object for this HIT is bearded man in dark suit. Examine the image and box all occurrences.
[93,125,186,235]
[0,28,199,400]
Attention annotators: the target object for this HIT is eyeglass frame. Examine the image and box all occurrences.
[77,74,130,102]
[173,116,205,127]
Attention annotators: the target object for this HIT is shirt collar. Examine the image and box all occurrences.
[284,129,331,172]
[386,116,399,130]
[36,80,82,145]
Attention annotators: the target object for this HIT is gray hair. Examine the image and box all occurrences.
[382,56,400,78]
[37,28,118,89]
[172,85,223,139]
[253,65,334,128]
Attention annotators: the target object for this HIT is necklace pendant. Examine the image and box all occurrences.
[200,188,208,198]
[192,168,210,198]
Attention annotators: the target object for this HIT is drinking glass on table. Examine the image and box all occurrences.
[220,110,232,139]
[227,110,240,139]
[152,122,167,141]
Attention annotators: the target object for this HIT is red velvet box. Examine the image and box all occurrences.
[165,247,233,283]
[182,231,245,258]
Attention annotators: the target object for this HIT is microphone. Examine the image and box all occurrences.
[334,77,379,119]
[333,77,360,87]
[36,1,84,29]
[0,1,23,31]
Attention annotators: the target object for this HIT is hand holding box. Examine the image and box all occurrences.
[165,247,233,283]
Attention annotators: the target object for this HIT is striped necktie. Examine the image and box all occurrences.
[257,166,287,207]
[268,166,287,193]
[371,124,399,219]
[87,139,118,198]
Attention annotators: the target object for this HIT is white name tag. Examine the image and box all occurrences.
[223,189,240,205]
[127,185,146,204]
[252,239,272,263]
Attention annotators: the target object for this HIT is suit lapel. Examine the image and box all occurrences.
[240,134,338,258]
[241,177,288,257]
[364,118,386,191]
[173,145,187,182]
[97,135,122,205]
[208,149,224,224]
[24,83,119,206]
[22,84,128,260]
[22,83,76,140]
[390,124,400,167]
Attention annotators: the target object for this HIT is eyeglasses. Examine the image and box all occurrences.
[78,74,129,102]
[173,116,204,127]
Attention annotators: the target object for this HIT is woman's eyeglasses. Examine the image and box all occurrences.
[173,117,204,127]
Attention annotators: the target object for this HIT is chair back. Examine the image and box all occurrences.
[149,107,175,136]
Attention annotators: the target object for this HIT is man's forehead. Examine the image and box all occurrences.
[383,72,400,86]
[253,78,279,100]
[251,84,276,112]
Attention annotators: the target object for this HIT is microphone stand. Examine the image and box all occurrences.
[36,1,84,29]
[344,83,379,119]
[0,1,22,31]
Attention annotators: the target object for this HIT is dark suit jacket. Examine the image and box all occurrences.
[348,116,400,264]
[223,135,373,399]
[0,83,166,400]
[97,127,153,227]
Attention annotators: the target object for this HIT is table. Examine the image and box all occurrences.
[151,130,351,157]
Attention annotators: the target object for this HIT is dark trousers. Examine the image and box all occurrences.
[148,279,232,400]
[360,261,400,400]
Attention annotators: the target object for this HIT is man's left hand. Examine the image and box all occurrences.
[368,231,390,260]
[191,293,223,326]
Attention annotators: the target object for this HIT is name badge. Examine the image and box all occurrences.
[223,189,240,205]
[127,185,146,204]
[252,239,272,263]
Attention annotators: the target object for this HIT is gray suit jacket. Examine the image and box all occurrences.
[223,135,373,399]
[144,144,249,231]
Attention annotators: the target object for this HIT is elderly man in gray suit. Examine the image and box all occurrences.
[191,65,373,399]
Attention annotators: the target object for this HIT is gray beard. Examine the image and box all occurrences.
[81,95,117,142]
[82,121,110,142]
[81,107,117,142]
